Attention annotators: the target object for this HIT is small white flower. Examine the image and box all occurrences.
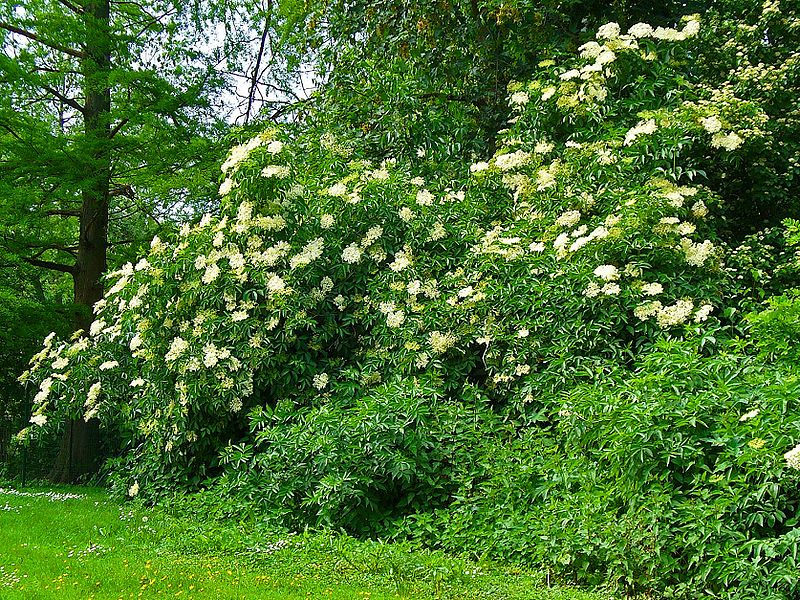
[596,22,621,40]
[739,409,760,422]
[128,482,140,498]
[593,264,619,281]
[342,243,362,264]
[312,372,329,390]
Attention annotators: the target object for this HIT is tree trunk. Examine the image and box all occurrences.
[49,0,111,484]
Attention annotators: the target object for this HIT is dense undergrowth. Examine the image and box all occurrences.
[15,5,800,598]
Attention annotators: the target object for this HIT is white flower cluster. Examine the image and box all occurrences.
[710,132,744,151]
[428,330,457,354]
[165,336,189,362]
[679,238,715,267]
[509,90,530,108]
[785,444,800,469]
[289,238,324,269]
[555,210,581,227]
[261,165,290,178]
[624,119,658,146]
[221,131,279,175]
[312,372,329,390]
[495,150,531,171]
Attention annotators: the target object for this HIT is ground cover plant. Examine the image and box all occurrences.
[0,485,604,599]
[12,2,800,598]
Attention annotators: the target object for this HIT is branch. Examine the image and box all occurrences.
[54,0,84,14]
[23,257,75,274]
[41,84,85,113]
[109,118,128,138]
[46,209,81,217]
[246,1,272,124]
[0,21,85,59]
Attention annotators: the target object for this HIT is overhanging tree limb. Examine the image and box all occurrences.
[0,21,86,60]
[23,257,75,274]
[41,84,85,113]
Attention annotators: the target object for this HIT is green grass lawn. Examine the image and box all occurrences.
[0,485,608,600]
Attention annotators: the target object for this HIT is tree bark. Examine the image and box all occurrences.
[49,0,111,484]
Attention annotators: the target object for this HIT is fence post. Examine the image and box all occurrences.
[21,443,27,488]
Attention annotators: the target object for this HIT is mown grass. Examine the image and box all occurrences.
[0,485,609,599]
